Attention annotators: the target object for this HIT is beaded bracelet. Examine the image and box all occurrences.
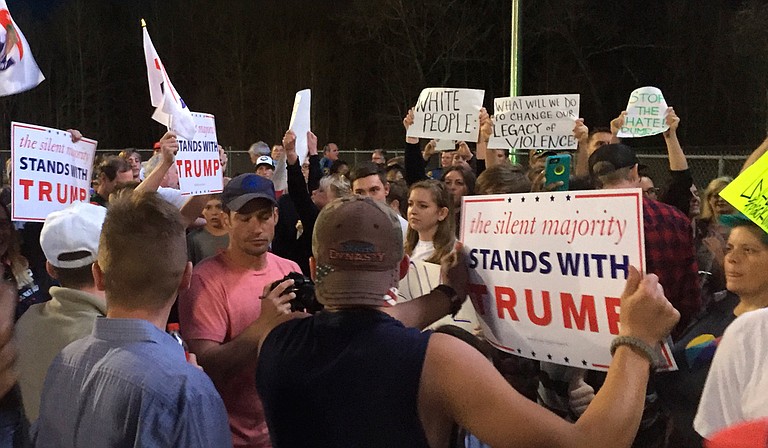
[610,336,660,368]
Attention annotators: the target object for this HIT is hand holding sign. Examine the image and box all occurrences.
[619,267,680,348]
[664,107,679,137]
[283,130,297,165]
[160,131,178,162]
[307,131,318,156]
[403,108,419,144]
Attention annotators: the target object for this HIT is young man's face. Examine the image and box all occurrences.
[353,174,388,202]
[256,165,275,180]
[228,199,277,258]
[203,199,225,229]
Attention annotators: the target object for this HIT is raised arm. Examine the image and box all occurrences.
[423,266,680,448]
[741,135,768,173]
[403,108,428,185]
[136,131,177,193]
[573,118,590,177]
[663,107,688,171]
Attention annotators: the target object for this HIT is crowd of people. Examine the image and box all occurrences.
[0,105,765,448]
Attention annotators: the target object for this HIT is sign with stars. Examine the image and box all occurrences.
[460,189,677,372]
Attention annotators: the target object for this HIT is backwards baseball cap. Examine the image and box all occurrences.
[588,143,639,179]
[40,202,107,268]
[222,173,277,212]
[312,196,403,306]
[255,155,275,169]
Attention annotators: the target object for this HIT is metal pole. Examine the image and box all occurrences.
[509,0,522,163]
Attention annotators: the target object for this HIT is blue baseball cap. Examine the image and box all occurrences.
[222,173,277,211]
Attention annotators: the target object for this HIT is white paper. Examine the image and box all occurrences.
[435,139,455,151]
[489,94,580,150]
[289,89,311,164]
[175,112,223,196]
[407,88,484,142]
[617,86,669,138]
[11,122,97,221]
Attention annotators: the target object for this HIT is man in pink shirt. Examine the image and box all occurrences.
[179,173,300,448]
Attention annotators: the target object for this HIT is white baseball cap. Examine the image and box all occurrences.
[256,155,275,168]
[40,202,107,269]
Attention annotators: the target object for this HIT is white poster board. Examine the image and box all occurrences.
[175,112,223,196]
[460,189,677,371]
[407,88,484,142]
[11,122,97,221]
[489,94,579,150]
[617,87,669,138]
[289,89,311,164]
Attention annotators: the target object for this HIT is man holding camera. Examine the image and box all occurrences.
[178,173,300,448]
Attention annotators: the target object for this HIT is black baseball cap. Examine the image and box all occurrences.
[588,143,639,178]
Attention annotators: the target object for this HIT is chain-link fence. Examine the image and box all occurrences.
[0,146,752,191]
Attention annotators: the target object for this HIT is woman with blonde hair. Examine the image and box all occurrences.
[696,176,736,298]
[404,180,454,263]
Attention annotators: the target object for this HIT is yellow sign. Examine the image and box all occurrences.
[719,152,768,233]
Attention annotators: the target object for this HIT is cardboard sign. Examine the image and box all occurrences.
[719,151,768,234]
[11,122,97,222]
[407,88,484,142]
[175,112,223,196]
[617,87,669,138]
[289,89,311,164]
[489,94,580,150]
[460,189,677,371]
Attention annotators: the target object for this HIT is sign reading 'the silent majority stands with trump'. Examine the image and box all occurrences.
[11,122,97,221]
[175,112,223,196]
[407,88,484,142]
[460,189,677,371]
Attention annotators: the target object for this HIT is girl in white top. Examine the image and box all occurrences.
[405,180,455,263]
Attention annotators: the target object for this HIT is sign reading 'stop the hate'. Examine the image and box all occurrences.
[407,88,484,142]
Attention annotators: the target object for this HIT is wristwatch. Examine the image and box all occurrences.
[433,284,462,317]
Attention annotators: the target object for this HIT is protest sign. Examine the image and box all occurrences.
[489,94,579,150]
[460,189,677,371]
[175,112,223,196]
[289,89,311,164]
[396,259,478,333]
[407,88,484,142]
[11,122,96,221]
[435,139,455,151]
[617,87,669,138]
[0,1,45,96]
[719,151,768,234]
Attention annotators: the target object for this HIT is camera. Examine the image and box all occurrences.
[269,272,323,314]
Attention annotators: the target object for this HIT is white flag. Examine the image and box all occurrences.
[0,1,44,96]
[142,20,196,140]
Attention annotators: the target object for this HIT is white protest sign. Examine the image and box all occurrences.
[617,87,669,138]
[175,112,223,196]
[397,259,479,333]
[407,88,484,142]
[289,89,311,164]
[11,122,96,221]
[489,94,580,150]
[435,139,455,151]
[460,189,677,371]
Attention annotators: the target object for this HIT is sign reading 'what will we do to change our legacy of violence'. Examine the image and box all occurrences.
[460,189,677,371]
[489,94,580,150]
[11,122,97,222]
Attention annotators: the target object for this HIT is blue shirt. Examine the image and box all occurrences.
[33,318,232,448]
